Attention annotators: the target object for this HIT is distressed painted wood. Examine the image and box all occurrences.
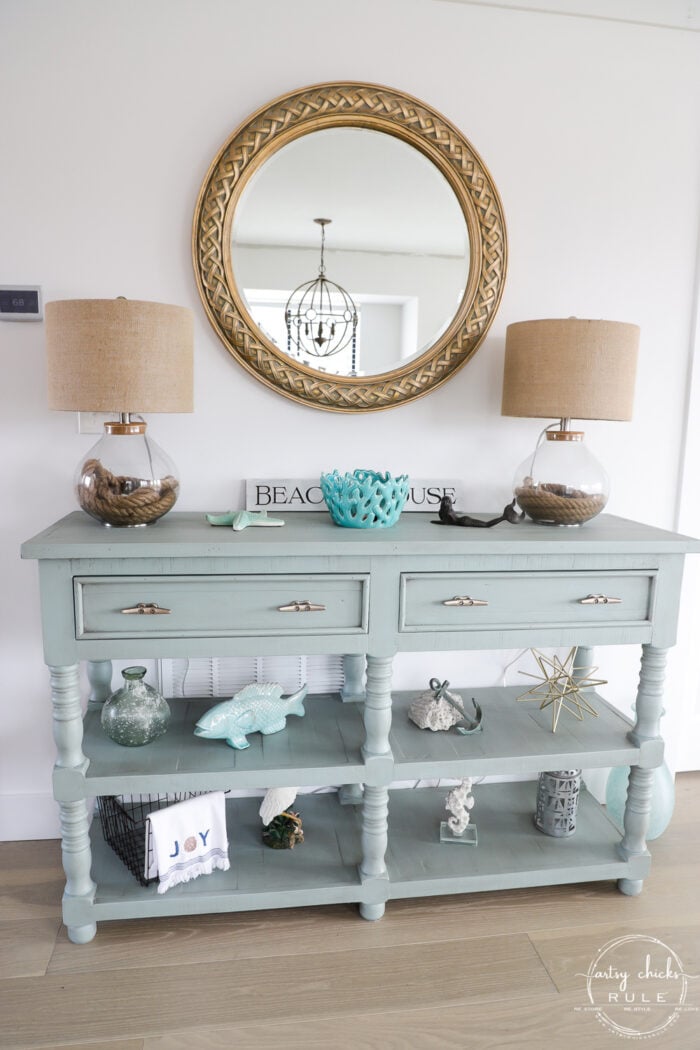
[58,798,96,944]
[20,511,699,939]
[49,664,85,771]
[70,696,367,797]
[75,795,364,924]
[363,655,393,759]
[617,645,669,894]
[573,644,593,678]
[86,659,112,707]
[388,687,646,778]
[50,661,97,941]
[629,643,668,744]
[340,653,365,702]
[399,570,654,631]
[385,783,646,897]
[359,785,390,921]
[2,775,699,1050]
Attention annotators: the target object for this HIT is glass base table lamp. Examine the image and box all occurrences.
[45,298,194,527]
[501,318,639,526]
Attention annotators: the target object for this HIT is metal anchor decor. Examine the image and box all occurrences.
[408,678,483,735]
[431,679,483,735]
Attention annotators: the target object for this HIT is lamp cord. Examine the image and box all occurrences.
[131,413,156,478]
[526,421,560,479]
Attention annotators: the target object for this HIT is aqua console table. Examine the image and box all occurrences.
[22,511,698,943]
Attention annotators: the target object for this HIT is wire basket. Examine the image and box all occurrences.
[97,793,200,886]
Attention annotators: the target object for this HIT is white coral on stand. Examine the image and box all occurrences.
[445,778,475,835]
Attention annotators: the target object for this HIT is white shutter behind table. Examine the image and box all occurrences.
[158,657,462,796]
[159,655,345,698]
[158,655,348,802]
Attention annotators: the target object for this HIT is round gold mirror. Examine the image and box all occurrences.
[193,82,507,412]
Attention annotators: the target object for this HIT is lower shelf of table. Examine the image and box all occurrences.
[66,781,649,926]
[80,793,367,921]
[385,781,648,898]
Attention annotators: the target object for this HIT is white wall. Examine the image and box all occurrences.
[2,0,700,838]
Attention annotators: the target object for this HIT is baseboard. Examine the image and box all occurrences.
[0,794,61,841]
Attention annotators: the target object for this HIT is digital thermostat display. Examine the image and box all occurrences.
[0,286,43,320]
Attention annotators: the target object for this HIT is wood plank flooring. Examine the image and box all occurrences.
[1,773,699,1050]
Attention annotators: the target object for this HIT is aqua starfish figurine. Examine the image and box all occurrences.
[206,509,285,530]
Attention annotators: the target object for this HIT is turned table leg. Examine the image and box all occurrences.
[87,659,113,708]
[50,664,97,942]
[338,655,366,804]
[617,644,667,896]
[362,654,392,760]
[341,654,366,702]
[59,799,98,943]
[359,785,389,920]
[573,644,594,677]
[359,654,393,919]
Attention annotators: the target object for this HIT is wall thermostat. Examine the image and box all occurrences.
[0,286,43,321]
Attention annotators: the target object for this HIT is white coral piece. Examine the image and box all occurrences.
[445,778,475,835]
[408,688,464,731]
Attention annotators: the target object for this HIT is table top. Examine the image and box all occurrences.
[21,511,700,561]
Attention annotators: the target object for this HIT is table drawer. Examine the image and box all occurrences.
[75,574,369,639]
[399,570,655,632]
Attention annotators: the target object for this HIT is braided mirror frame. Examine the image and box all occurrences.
[192,82,507,412]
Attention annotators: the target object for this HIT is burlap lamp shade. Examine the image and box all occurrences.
[45,298,194,527]
[501,318,639,422]
[501,318,639,526]
[46,298,193,413]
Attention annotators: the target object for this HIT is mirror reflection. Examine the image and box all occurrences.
[230,128,470,378]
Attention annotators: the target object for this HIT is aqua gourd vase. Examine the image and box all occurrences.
[101,666,171,746]
[605,762,675,841]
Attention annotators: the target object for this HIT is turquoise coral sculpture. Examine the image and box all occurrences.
[320,469,409,528]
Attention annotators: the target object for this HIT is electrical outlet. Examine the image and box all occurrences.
[77,412,112,435]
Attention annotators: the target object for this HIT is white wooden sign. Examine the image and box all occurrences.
[246,478,465,513]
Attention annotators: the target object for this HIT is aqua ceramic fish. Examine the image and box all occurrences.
[193,683,307,750]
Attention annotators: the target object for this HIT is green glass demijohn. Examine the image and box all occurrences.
[101,666,171,746]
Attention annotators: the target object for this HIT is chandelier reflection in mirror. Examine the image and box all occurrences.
[285,219,359,374]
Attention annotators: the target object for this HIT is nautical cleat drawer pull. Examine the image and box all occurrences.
[277,600,327,612]
[442,596,489,607]
[120,602,172,615]
[578,594,622,605]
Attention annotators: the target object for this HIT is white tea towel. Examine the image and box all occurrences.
[145,792,230,893]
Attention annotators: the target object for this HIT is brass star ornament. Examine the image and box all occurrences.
[517,648,606,732]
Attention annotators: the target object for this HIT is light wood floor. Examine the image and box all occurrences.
[1,774,699,1050]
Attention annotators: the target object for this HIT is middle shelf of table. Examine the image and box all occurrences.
[54,685,655,801]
